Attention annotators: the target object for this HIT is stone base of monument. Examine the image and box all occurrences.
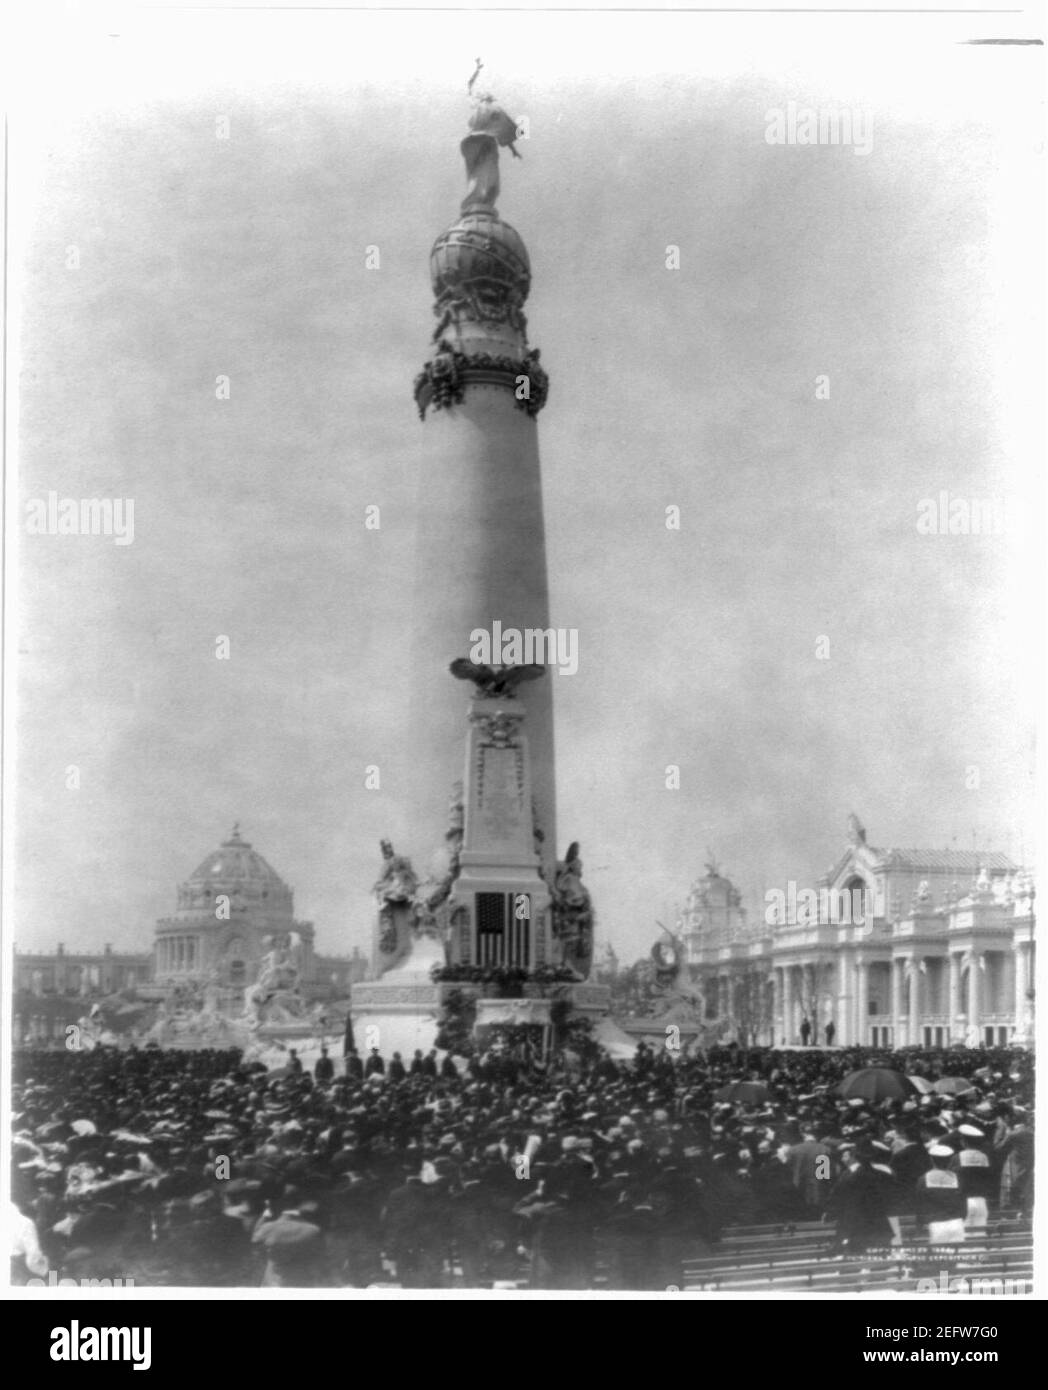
[350,977,612,1060]
[349,980,445,1058]
[349,931,450,1056]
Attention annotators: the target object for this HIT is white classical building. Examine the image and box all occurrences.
[681,818,1035,1048]
[153,825,316,990]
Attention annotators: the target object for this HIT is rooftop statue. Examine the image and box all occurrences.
[847,812,867,846]
[467,59,523,156]
[461,59,522,211]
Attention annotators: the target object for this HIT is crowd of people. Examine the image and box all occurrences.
[10,1040,1034,1289]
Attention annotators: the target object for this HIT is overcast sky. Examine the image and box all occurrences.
[8,8,1043,964]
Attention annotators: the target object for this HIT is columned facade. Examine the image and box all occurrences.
[681,817,1034,1048]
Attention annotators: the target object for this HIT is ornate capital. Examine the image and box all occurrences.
[414,345,548,420]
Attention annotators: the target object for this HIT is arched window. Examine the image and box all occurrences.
[844,875,869,926]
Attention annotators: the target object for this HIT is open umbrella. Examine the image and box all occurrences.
[836,1068,917,1103]
[905,1075,935,1095]
[933,1076,978,1096]
[714,1081,770,1105]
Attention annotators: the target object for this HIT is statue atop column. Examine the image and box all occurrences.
[461,59,523,212]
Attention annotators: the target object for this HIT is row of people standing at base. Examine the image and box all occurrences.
[286,1048,445,1084]
[796,1019,834,1047]
[815,1125,1004,1253]
[339,1048,455,1082]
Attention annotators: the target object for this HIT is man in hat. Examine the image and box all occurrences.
[169,1188,253,1286]
[823,1139,895,1253]
[382,1170,434,1288]
[516,1157,598,1290]
[915,1146,967,1244]
[314,1048,335,1084]
[328,1164,383,1288]
[785,1124,834,1215]
[251,1188,327,1286]
[994,1107,1033,1216]
[365,1048,385,1078]
[951,1125,993,1231]
[886,1122,930,1233]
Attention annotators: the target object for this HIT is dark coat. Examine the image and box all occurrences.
[825,1163,894,1252]
[889,1142,930,1214]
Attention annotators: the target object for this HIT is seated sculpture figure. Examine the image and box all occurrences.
[243,933,306,1029]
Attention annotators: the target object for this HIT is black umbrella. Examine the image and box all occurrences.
[837,1067,917,1103]
[714,1081,770,1105]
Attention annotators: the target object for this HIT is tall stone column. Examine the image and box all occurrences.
[855,959,869,1047]
[949,952,961,1041]
[409,235,555,872]
[782,965,794,1045]
[968,954,981,1045]
[1014,944,1028,1038]
[837,952,850,1045]
[892,958,905,1048]
[772,967,782,1040]
[909,959,921,1048]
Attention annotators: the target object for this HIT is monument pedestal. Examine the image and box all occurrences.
[350,929,449,1056]
[349,978,612,1061]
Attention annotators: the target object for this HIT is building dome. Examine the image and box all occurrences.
[430,209,530,307]
[187,824,288,893]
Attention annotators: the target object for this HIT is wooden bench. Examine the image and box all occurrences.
[682,1233,1033,1293]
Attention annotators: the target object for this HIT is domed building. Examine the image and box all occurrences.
[153,825,315,990]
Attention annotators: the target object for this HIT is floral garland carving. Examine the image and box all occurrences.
[414,343,549,420]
